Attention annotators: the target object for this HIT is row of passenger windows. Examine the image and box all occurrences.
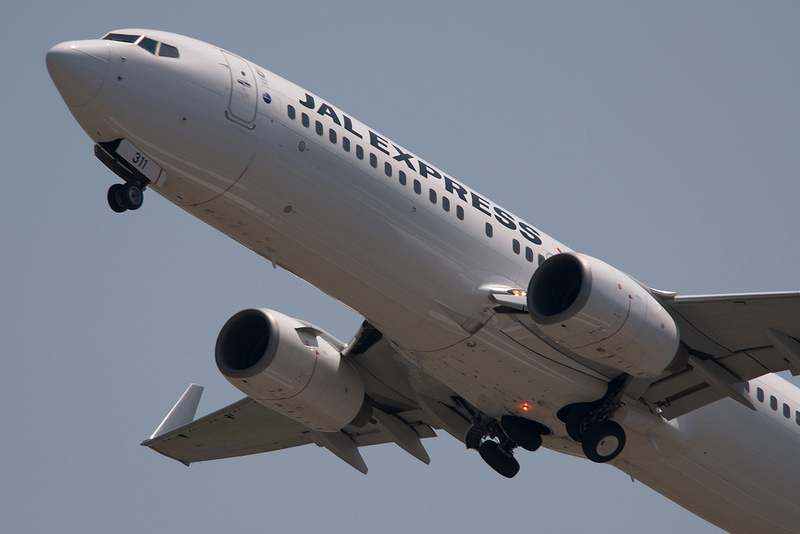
[745,382,800,425]
[287,104,546,265]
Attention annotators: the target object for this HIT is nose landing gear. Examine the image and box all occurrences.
[95,141,150,214]
[107,182,144,213]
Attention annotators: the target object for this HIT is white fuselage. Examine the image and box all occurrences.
[48,30,800,533]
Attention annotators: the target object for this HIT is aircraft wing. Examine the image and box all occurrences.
[494,289,800,420]
[641,290,800,419]
[141,394,439,471]
[141,323,472,473]
[141,396,313,465]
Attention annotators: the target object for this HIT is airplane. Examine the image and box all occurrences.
[46,29,800,533]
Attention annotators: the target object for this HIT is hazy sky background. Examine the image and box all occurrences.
[3,2,800,533]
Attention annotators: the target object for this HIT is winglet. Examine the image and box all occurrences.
[149,384,204,440]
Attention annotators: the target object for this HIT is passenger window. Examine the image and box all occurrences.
[329,129,337,144]
[356,145,364,160]
[757,387,764,402]
[158,43,180,58]
[456,206,464,221]
[442,197,450,212]
[369,153,377,168]
[512,239,520,254]
[398,170,407,186]
[526,247,534,263]
[287,105,296,120]
[485,223,493,238]
[796,411,800,425]
[138,37,158,55]
[315,121,323,136]
[342,137,350,152]
[429,189,437,204]
[770,395,778,410]
[784,403,791,418]
[301,113,309,127]
[384,162,392,177]
[413,180,421,195]
[743,381,750,392]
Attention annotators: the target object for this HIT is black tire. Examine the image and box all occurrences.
[108,184,127,213]
[479,440,520,478]
[564,403,594,443]
[501,415,547,452]
[581,420,626,463]
[121,182,143,210]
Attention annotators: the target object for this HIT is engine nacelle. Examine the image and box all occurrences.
[526,252,680,378]
[215,308,368,432]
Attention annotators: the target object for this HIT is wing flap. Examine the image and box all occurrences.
[641,291,800,419]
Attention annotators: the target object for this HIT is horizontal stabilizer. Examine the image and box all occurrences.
[149,384,204,440]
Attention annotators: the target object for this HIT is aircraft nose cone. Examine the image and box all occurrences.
[46,41,110,107]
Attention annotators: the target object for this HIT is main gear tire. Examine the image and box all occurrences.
[581,420,626,463]
[479,441,520,478]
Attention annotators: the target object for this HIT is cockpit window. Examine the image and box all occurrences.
[103,33,141,43]
[101,33,180,58]
[138,37,158,54]
[158,43,180,58]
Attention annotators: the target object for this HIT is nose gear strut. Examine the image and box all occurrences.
[95,140,149,213]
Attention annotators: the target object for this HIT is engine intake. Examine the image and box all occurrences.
[216,308,369,432]
[527,252,680,378]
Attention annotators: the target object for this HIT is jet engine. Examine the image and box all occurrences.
[526,252,680,378]
[215,308,369,432]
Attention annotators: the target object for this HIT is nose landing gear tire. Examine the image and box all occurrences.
[121,183,143,210]
[107,183,144,213]
[108,184,127,213]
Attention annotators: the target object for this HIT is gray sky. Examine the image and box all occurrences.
[3,2,799,533]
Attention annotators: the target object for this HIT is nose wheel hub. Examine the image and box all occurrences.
[108,182,144,212]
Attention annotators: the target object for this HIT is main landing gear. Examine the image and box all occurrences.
[464,410,551,478]
[559,376,628,463]
[107,182,144,213]
[464,378,630,477]
[563,403,626,463]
